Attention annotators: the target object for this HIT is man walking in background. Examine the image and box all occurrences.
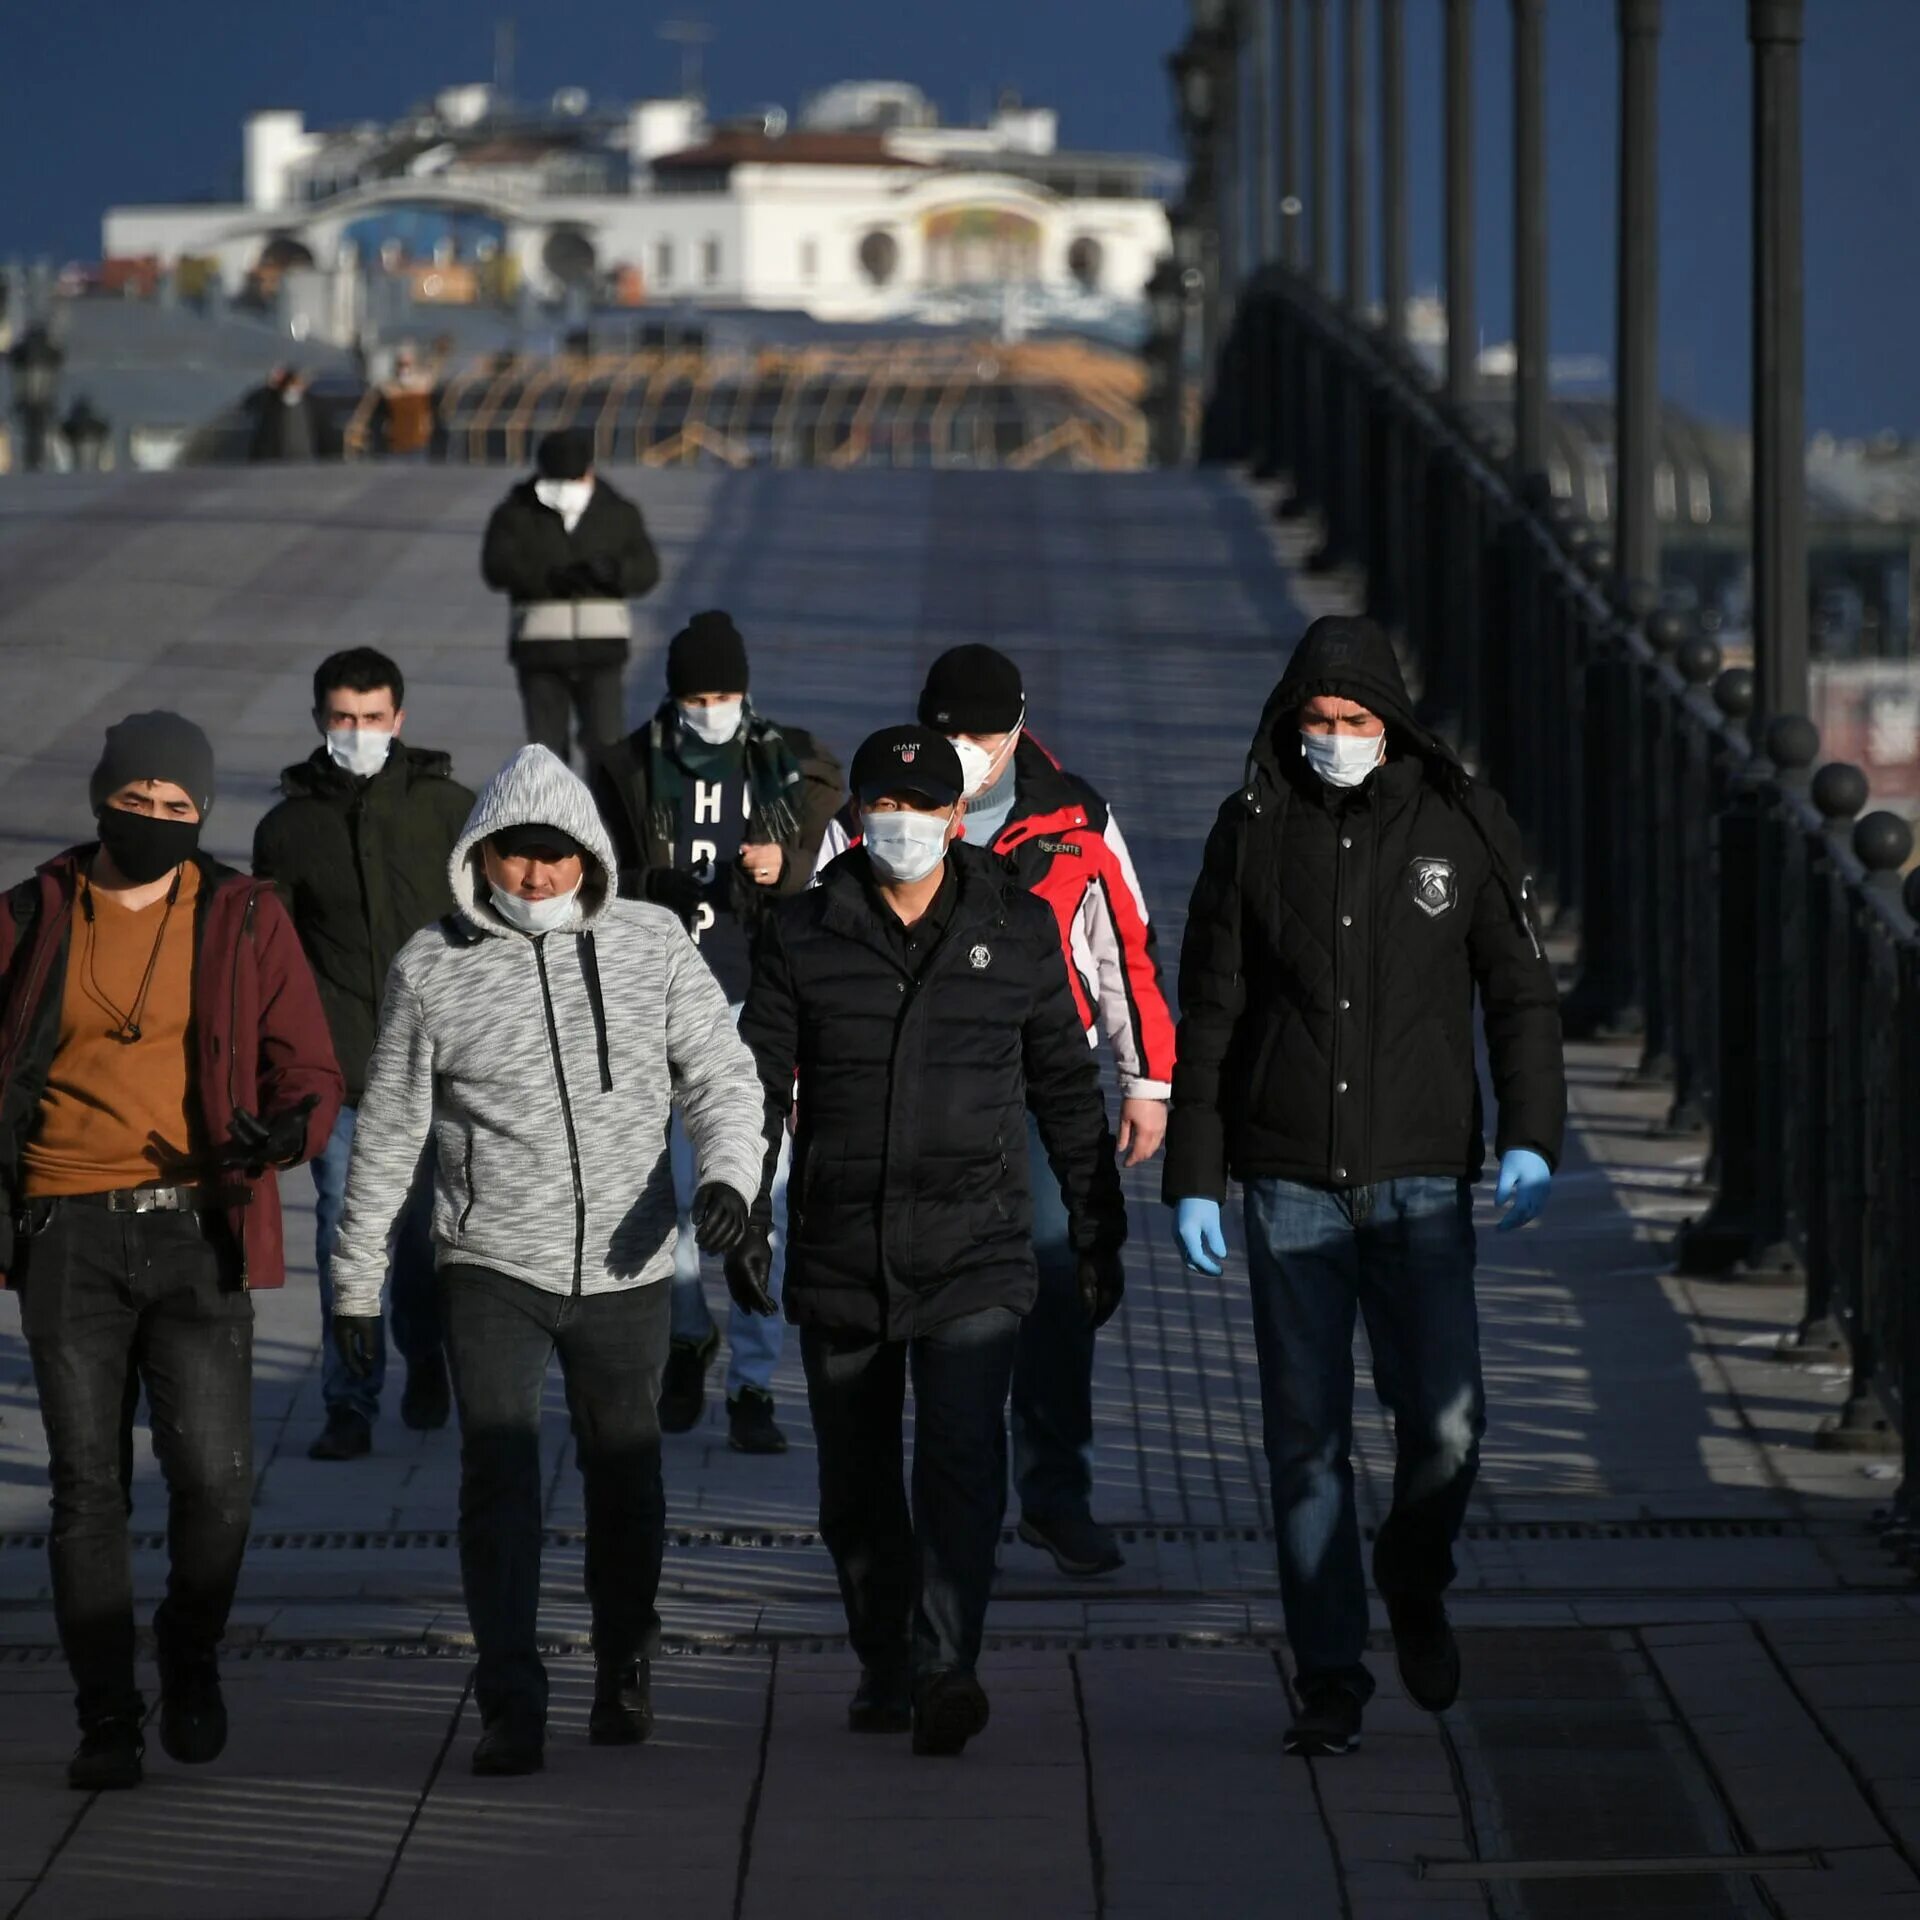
[330,745,764,1778]
[0,713,341,1790]
[737,727,1125,1756]
[1164,616,1565,1758]
[481,427,661,768]
[589,609,841,1454]
[253,648,474,1461]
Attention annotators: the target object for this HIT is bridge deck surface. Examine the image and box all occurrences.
[0,468,1915,1920]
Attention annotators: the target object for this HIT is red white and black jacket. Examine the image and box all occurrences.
[815,735,1176,1099]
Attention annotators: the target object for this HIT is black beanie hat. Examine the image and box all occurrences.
[918,644,1025,735]
[667,610,750,698]
[90,711,216,818]
[536,428,594,481]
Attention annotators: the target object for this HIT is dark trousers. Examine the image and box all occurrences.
[1010,1113,1092,1521]
[517,663,626,767]
[1243,1175,1484,1703]
[440,1265,670,1731]
[801,1307,1020,1682]
[16,1199,253,1728]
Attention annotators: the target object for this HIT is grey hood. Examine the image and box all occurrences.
[450,744,618,937]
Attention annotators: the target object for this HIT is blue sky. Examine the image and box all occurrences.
[3,0,1914,434]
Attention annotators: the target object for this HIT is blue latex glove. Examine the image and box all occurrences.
[1495,1149,1553,1232]
[1173,1197,1227,1275]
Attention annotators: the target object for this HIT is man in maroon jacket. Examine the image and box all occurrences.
[0,713,342,1791]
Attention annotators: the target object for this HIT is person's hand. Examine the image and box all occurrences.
[1077,1248,1125,1330]
[692,1183,749,1254]
[1116,1098,1168,1168]
[642,866,709,924]
[332,1313,381,1380]
[725,1231,778,1316]
[1173,1197,1227,1275]
[739,844,784,888]
[1495,1149,1552,1232]
[223,1095,319,1174]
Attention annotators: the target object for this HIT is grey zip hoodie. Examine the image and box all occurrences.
[331,744,764,1312]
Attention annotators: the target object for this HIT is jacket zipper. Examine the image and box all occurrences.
[457,1134,476,1238]
[532,935,588,1294]
[227,888,258,1117]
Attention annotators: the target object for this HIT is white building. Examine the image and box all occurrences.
[103,81,1176,336]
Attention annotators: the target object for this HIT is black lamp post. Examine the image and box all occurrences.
[9,323,64,473]
[1144,256,1188,468]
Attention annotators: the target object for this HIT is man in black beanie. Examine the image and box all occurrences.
[481,427,661,769]
[0,713,342,1790]
[589,610,841,1453]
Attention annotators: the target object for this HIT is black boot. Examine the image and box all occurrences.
[727,1386,788,1455]
[912,1671,990,1757]
[1385,1589,1461,1712]
[848,1658,913,1735]
[68,1718,144,1791]
[1284,1682,1364,1757]
[158,1651,227,1765]
[658,1329,718,1434]
[308,1406,372,1461]
[588,1661,654,1746]
[472,1717,545,1776]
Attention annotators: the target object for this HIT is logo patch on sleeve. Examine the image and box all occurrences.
[1035,838,1083,857]
[1407,856,1458,918]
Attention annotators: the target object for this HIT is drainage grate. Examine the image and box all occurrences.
[1419,1852,1826,1883]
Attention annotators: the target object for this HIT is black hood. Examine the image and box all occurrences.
[279,742,455,799]
[1248,616,1468,802]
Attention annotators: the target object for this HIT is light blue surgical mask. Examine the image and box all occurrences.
[861,807,954,884]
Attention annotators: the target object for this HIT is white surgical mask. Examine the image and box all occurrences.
[1300,730,1386,789]
[534,477,594,532]
[489,880,582,935]
[679,699,744,747]
[950,723,1022,799]
[861,808,954,885]
[326,728,395,778]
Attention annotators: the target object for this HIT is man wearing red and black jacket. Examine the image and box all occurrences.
[816,646,1176,1577]
[0,713,342,1793]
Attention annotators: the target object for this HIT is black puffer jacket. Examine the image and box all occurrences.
[252,745,474,1103]
[1164,617,1565,1201]
[739,843,1126,1339]
[480,477,661,670]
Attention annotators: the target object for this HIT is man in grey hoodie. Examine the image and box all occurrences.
[330,745,765,1777]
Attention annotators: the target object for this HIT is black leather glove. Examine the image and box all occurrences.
[692,1183,749,1255]
[725,1229,778,1316]
[1077,1249,1125,1330]
[332,1313,381,1381]
[223,1095,319,1174]
[642,866,709,925]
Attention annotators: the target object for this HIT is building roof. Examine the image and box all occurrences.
[651,130,929,172]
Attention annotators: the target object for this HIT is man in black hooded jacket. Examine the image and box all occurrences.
[480,429,661,768]
[1164,615,1565,1758]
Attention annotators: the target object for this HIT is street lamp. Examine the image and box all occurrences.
[8,323,63,472]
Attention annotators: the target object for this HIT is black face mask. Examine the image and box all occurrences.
[95,807,201,885]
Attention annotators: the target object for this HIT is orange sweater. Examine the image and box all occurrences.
[22,867,205,1196]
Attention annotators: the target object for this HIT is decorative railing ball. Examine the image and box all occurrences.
[1764,713,1820,772]
[1853,810,1914,876]
[1676,635,1722,686]
[1810,761,1869,824]
[1713,666,1756,720]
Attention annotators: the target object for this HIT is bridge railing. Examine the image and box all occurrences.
[1221,264,1920,1544]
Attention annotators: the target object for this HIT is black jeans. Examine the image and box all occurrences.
[517,663,626,768]
[16,1199,253,1728]
[440,1265,670,1732]
[801,1306,1020,1683]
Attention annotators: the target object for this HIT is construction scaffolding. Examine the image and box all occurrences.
[343,339,1150,472]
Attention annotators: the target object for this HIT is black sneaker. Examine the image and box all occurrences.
[1017,1512,1125,1578]
[1385,1590,1462,1712]
[1284,1683,1364,1757]
[68,1719,144,1791]
[158,1657,227,1765]
[848,1659,913,1735]
[588,1661,654,1746]
[400,1352,451,1432]
[472,1719,545,1776]
[727,1386,788,1455]
[912,1671,990,1757]
[308,1407,372,1461]
[658,1329,719,1434]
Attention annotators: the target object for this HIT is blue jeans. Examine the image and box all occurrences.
[1010,1112,1092,1520]
[801,1306,1020,1680]
[669,1004,788,1396]
[1244,1175,1483,1703]
[313,1104,441,1421]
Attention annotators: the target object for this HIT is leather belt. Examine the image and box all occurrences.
[65,1184,208,1215]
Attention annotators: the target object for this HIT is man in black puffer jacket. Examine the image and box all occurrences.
[480,428,661,768]
[1164,615,1565,1759]
[735,727,1126,1758]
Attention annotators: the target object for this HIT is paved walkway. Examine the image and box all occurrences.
[0,468,1916,1920]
